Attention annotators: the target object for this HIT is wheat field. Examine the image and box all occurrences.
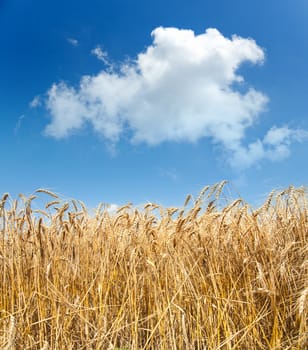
[0,182,307,349]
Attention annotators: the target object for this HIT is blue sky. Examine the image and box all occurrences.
[1,0,307,208]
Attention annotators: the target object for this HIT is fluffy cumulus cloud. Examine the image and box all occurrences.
[41,27,307,168]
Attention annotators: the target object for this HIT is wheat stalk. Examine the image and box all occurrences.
[3,316,16,350]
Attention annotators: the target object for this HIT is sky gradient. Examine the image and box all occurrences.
[1,0,307,208]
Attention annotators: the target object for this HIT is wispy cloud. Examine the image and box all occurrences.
[159,168,178,181]
[29,95,41,108]
[14,114,25,134]
[91,45,109,65]
[67,38,79,46]
[35,26,307,168]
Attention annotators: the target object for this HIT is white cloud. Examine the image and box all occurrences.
[29,95,41,108]
[229,126,308,168]
[37,26,307,168]
[263,126,308,161]
[263,126,308,147]
[67,38,79,46]
[45,84,87,138]
[159,168,178,181]
[91,45,109,65]
[14,114,25,134]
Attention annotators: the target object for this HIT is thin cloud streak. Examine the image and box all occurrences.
[14,114,25,134]
[67,38,79,46]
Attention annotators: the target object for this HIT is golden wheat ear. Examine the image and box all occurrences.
[34,188,59,198]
